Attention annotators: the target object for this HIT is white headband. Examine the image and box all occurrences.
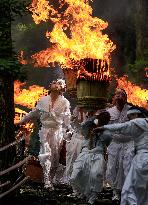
[56,79,66,88]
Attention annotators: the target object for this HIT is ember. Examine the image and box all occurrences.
[18,51,28,65]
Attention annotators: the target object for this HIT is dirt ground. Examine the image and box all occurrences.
[1,181,119,205]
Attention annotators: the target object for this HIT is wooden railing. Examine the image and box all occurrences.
[0,136,31,199]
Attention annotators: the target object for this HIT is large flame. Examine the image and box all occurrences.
[14,80,48,109]
[14,81,48,133]
[117,76,148,109]
[28,0,116,71]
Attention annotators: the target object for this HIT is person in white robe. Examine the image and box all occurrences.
[17,79,71,189]
[106,89,134,200]
[98,115,148,205]
[70,110,111,204]
[62,106,87,184]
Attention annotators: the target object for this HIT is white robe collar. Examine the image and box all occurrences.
[36,95,64,112]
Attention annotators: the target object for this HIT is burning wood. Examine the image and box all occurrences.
[77,58,110,81]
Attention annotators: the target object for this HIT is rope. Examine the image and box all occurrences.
[0,137,25,152]
[0,181,11,188]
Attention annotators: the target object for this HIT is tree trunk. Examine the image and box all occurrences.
[0,0,15,170]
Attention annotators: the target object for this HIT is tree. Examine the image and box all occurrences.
[0,0,27,170]
[127,0,148,86]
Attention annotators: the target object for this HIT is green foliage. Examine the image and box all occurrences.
[0,58,26,80]
[127,59,148,85]
[0,0,30,17]
[0,0,31,79]
[16,23,36,32]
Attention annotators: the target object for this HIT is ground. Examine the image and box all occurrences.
[1,181,119,205]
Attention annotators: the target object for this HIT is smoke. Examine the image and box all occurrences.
[92,0,135,23]
[91,0,136,73]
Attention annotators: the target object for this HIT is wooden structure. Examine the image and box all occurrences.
[76,58,110,109]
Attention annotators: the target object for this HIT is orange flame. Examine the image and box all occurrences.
[117,76,148,109]
[14,80,48,109]
[18,51,28,65]
[28,0,116,73]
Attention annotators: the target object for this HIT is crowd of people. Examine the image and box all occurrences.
[16,79,148,205]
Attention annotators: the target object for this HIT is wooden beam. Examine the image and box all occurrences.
[0,156,31,176]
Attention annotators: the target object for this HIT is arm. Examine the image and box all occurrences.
[103,121,132,135]
[102,121,134,142]
[18,108,40,125]
[97,129,132,143]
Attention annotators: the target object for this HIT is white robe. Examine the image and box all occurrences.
[70,116,105,203]
[103,118,148,205]
[20,95,71,186]
[64,121,84,183]
[106,104,135,191]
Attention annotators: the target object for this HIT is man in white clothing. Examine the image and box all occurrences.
[17,79,71,189]
[105,89,134,201]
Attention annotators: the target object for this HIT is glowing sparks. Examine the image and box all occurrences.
[18,51,28,65]
[117,76,148,109]
[14,80,48,109]
[28,0,116,73]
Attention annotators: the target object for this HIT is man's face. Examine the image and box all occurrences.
[50,81,63,91]
[113,90,127,105]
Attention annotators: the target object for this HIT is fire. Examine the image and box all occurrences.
[117,76,148,109]
[14,80,48,109]
[28,0,116,75]
[18,51,28,65]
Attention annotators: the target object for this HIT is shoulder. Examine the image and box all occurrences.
[39,95,49,102]
[60,96,70,106]
[36,95,50,110]
[107,106,119,120]
[107,106,117,113]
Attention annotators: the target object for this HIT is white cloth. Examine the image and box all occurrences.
[70,116,106,203]
[64,131,84,183]
[71,148,104,201]
[62,108,85,184]
[20,95,71,186]
[103,118,148,205]
[106,104,135,191]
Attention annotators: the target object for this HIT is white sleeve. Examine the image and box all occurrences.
[102,130,132,143]
[19,108,40,124]
[103,121,133,136]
